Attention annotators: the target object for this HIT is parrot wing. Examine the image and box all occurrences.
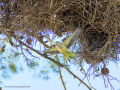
[43,47,60,54]
[63,26,81,49]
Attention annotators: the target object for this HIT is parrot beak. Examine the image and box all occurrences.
[55,42,57,46]
[55,42,59,46]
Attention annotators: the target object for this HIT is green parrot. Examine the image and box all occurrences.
[43,26,81,63]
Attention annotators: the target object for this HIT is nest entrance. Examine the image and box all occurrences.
[83,24,109,52]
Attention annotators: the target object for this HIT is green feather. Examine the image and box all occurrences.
[43,47,59,54]
[43,26,81,63]
[63,26,81,48]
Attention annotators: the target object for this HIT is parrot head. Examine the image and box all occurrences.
[55,42,61,48]
[55,42,68,54]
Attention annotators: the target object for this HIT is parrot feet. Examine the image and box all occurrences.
[63,52,78,63]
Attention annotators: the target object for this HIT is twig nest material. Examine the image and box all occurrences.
[19,35,24,39]
[101,68,109,75]
[85,59,91,64]
[1,0,120,68]
[26,38,32,45]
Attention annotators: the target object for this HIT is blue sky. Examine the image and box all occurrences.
[0,32,120,90]
[1,59,120,90]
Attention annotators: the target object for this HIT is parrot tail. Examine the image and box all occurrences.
[63,51,78,63]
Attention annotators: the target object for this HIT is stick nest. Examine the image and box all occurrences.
[1,0,120,66]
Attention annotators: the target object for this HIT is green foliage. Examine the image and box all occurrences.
[13,52,20,57]
[20,67,24,71]
[39,69,50,80]
[28,61,39,69]
[0,66,6,70]
[1,48,5,52]
[40,70,48,74]
[48,61,59,73]
[43,76,50,80]
[0,81,2,84]
[8,62,17,73]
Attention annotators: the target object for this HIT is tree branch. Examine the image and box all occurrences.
[3,29,14,46]
[56,54,66,90]
[18,40,91,90]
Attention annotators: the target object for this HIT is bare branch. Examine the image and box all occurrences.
[3,29,14,46]
[17,39,91,90]
[56,54,66,90]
